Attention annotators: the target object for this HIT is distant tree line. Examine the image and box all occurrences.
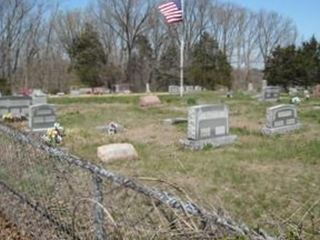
[0,0,298,93]
[264,37,320,89]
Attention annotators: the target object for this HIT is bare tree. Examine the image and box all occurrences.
[257,10,298,65]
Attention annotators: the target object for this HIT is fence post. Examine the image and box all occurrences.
[93,175,107,240]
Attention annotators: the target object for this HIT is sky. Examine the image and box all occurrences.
[62,0,320,41]
[229,0,320,41]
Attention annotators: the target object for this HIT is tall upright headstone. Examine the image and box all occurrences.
[29,104,56,131]
[261,104,302,135]
[32,89,47,105]
[180,104,237,150]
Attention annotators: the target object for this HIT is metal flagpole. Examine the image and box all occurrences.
[179,0,184,97]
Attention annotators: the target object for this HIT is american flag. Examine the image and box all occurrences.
[158,0,183,24]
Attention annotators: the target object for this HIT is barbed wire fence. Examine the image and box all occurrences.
[0,123,275,240]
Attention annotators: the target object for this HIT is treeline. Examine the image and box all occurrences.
[0,0,298,93]
[265,37,320,89]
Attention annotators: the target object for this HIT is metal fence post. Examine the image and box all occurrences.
[93,175,107,240]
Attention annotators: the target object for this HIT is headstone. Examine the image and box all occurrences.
[180,104,237,150]
[289,87,298,97]
[70,90,80,96]
[97,143,138,163]
[313,84,320,97]
[261,104,302,135]
[29,104,56,131]
[139,95,161,108]
[248,82,254,92]
[194,85,202,92]
[57,92,65,96]
[168,85,180,95]
[304,90,310,100]
[261,86,280,102]
[185,85,194,93]
[32,89,47,105]
[0,96,32,117]
[262,79,268,89]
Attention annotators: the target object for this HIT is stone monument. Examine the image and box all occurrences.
[180,104,237,150]
[261,104,302,135]
[29,104,56,131]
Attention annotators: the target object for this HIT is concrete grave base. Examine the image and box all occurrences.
[180,135,237,150]
[261,123,302,135]
[163,117,187,125]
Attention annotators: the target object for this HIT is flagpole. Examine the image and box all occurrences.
[179,0,184,97]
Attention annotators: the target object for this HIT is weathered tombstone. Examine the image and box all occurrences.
[0,96,32,117]
[180,104,237,150]
[97,143,138,163]
[261,86,280,102]
[185,85,194,94]
[32,89,47,105]
[194,85,202,92]
[261,104,302,135]
[29,104,56,131]
[313,84,320,97]
[248,82,254,92]
[262,79,268,89]
[289,87,298,96]
[168,85,180,95]
[70,89,80,96]
[139,95,161,108]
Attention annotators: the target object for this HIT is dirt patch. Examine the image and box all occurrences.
[123,123,184,146]
[0,212,30,240]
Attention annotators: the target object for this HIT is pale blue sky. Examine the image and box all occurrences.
[62,0,320,41]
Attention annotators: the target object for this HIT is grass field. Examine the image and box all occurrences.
[49,92,320,237]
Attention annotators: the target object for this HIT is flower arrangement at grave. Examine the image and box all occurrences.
[42,122,65,147]
[291,96,301,105]
[2,112,14,122]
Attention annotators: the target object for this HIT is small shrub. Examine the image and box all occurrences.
[187,97,197,105]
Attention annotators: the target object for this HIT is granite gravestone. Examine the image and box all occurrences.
[261,104,302,135]
[29,104,56,131]
[0,96,32,117]
[168,85,180,95]
[32,89,47,105]
[180,104,237,150]
[261,86,280,101]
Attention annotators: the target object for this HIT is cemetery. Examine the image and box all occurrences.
[2,90,319,239]
[0,0,320,239]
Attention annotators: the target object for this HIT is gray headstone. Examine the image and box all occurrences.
[168,85,180,95]
[261,86,280,102]
[181,104,237,149]
[262,104,302,135]
[32,89,47,105]
[0,96,32,117]
[262,80,268,89]
[29,104,56,131]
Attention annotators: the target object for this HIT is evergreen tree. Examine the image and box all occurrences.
[264,45,297,89]
[156,41,180,90]
[129,35,154,91]
[68,23,106,88]
[298,36,320,87]
[189,32,232,90]
[264,37,320,88]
